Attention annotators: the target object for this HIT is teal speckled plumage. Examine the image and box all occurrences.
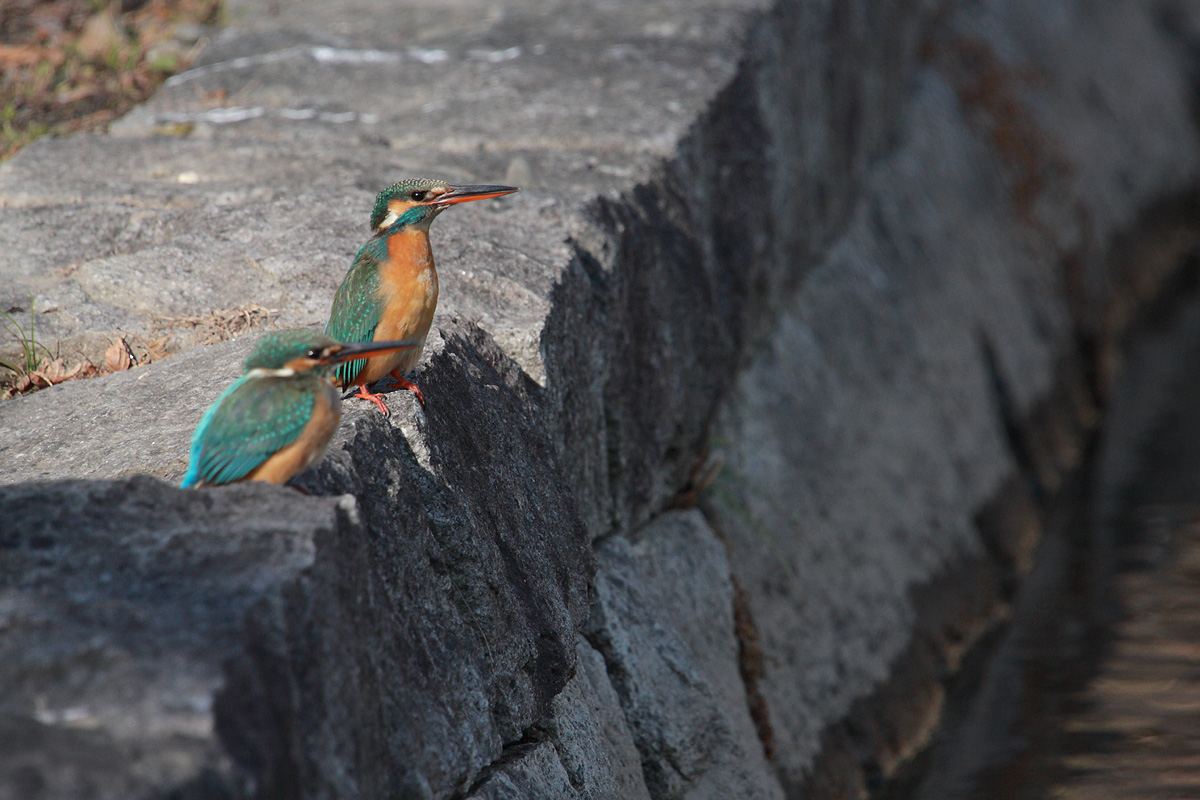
[243,329,337,371]
[324,178,518,413]
[182,372,319,487]
[327,181,445,387]
[181,330,419,488]
[370,179,443,230]
[326,237,386,387]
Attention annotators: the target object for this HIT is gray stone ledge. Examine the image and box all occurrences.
[3,0,1200,797]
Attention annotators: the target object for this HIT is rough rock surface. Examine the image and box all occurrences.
[0,0,755,380]
[701,1,1200,790]
[0,477,323,800]
[587,512,782,799]
[0,335,256,482]
[2,329,592,800]
[3,0,1200,798]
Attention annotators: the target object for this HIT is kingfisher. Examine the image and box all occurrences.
[325,178,518,414]
[181,329,419,488]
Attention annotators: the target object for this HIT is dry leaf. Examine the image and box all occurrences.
[56,84,98,104]
[105,338,132,372]
[144,334,171,362]
[0,44,64,67]
[36,358,78,384]
[76,11,125,61]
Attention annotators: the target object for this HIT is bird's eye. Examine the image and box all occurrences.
[410,190,427,202]
[306,348,320,359]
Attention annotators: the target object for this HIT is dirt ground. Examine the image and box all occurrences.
[0,0,219,161]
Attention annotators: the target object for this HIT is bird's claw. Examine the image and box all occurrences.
[351,384,391,416]
[389,371,426,407]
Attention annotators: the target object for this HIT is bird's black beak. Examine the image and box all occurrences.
[431,184,519,206]
[326,339,420,364]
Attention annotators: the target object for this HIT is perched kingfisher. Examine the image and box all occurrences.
[325,178,518,414]
[181,330,418,488]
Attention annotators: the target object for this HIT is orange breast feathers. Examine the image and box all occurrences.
[359,229,439,385]
[244,385,341,485]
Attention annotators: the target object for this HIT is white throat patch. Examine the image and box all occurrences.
[378,209,400,229]
[247,367,297,378]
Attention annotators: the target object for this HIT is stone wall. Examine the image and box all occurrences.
[3,0,1200,798]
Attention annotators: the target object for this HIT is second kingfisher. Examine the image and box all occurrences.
[325,178,518,414]
[182,330,419,488]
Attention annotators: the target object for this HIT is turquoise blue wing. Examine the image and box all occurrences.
[181,376,315,487]
[325,238,386,386]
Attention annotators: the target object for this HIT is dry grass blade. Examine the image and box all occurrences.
[154,303,276,345]
[2,304,275,401]
[2,355,97,399]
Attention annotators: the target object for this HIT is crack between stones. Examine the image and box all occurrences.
[805,199,1200,798]
[543,725,591,799]
[511,15,1200,800]
[449,728,549,800]
[703,511,779,766]
[978,330,1045,499]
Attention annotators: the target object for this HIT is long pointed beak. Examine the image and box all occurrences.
[326,339,420,364]
[432,184,519,206]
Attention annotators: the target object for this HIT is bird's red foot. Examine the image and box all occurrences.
[389,370,425,407]
[351,383,391,416]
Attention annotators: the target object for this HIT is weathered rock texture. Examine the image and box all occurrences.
[2,330,592,800]
[3,0,1200,797]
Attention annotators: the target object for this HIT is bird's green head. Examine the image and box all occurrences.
[243,330,420,376]
[370,178,519,233]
